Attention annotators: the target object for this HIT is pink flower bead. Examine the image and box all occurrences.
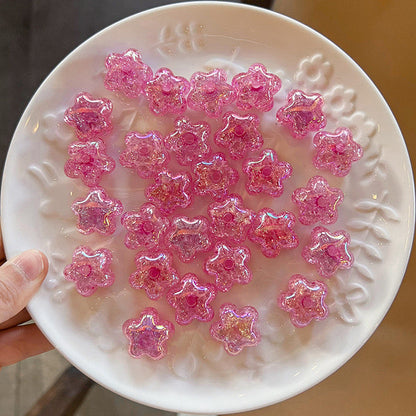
[71,187,123,235]
[63,246,114,297]
[64,139,115,186]
[144,67,190,115]
[214,112,263,160]
[104,48,153,98]
[119,131,169,179]
[129,251,179,300]
[243,149,293,197]
[232,63,281,112]
[276,89,326,139]
[208,194,255,244]
[210,303,260,356]
[194,153,239,200]
[146,170,192,215]
[204,243,252,292]
[166,215,212,263]
[313,127,363,176]
[123,307,174,360]
[249,208,299,258]
[302,226,354,278]
[64,92,113,140]
[292,176,344,225]
[187,68,235,118]
[166,273,216,325]
[278,274,329,328]
[121,203,169,250]
[164,117,211,166]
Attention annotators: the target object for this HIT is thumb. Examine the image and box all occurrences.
[0,250,48,323]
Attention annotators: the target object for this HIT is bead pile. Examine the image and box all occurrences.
[63,49,363,360]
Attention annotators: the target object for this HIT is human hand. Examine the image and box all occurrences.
[0,228,53,369]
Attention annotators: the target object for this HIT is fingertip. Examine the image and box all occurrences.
[13,250,48,282]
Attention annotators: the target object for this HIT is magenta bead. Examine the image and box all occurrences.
[214,112,263,160]
[302,226,354,278]
[276,89,326,139]
[187,68,235,118]
[64,92,113,140]
[232,63,281,112]
[104,48,153,98]
[313,127,363,176]
[166,273,216,325]
[123,307,174,360]
[278,274,329,328]
[63,246,114,297]
[71,187,123,235]
[210,303,260,356]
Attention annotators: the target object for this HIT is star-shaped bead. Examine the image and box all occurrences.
[164,116,211,166]
[71,187,123,235]
[64,139,115,186]
[210,303,260,355]
[292,176,344,225]
[64,92,113,140]
[64,246,115,297]
[232,63,281,112]
[193,153,239,201]
[187,68,235,118]
[214,112,263,160]
[278,274,329,328]
[207,194,255,243]
[165,215,212,263]
[243,149,293,197]
[249,208,299,258]
[204,243,252,292]
[313,127,363,176]
[146,170,192,215]
[119,131,169,179]
[129,251,179,300]
[121,203,169,250]
[144,67,190,115]
[302,226,354,278]
[166,273,217,325]
[104,48,153,98]
[123,307,174,360]
[276,89,326,139]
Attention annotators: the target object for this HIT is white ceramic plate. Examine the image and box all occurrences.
[2,2,414,414]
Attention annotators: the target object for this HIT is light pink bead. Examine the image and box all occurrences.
[302,226,354,278]
[210,303,260,355]
[313,127,363,176]
[205,243,252,292]
[243,149,292,197]
[166,273,216,325]
[121,203,169,250]
[292,176,344,225]
[278,274,329,328]
[64,246,114,297]
[276,89,326,139]
[71,187,123,235]
[119,131,169,179]
[249,208,299,258]
[129,251,179,300]
[187,68,235,118]
[214,112,263,160]
[64,92,113,140]
[232,63,281,112]
[104,48,153,98]
[123,307,174,360]
[64,139,115,187]
[164,116,211,166]
[144,67,190,115]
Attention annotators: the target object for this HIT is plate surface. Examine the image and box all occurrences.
[2,2,414,414]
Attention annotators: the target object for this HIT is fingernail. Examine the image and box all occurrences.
[14,250,46,281]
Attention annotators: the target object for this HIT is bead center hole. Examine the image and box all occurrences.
[223,258,235,271]
[316,196,327,208]
[233,125,245,137]
[210,169,222,183]
[182,132,197,145]
[148,267,161,280]
[223,212,234,223]
[261,166,273,177]
[186,294,198,308]
[301,295,314,309]
[141,221,154,234]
